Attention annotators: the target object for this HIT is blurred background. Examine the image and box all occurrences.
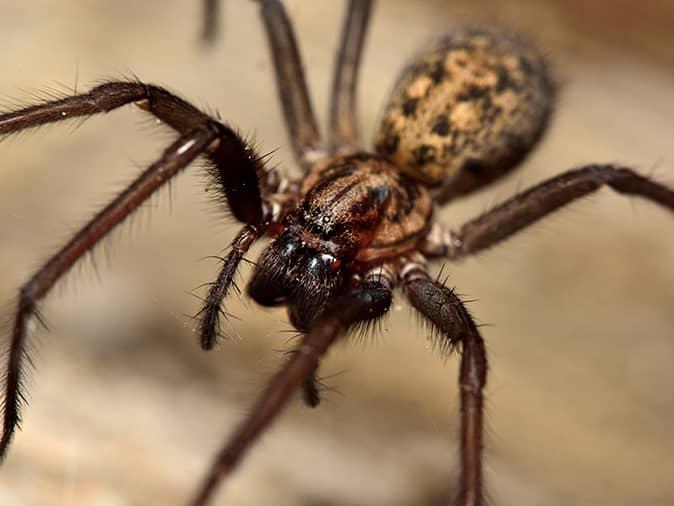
[0,1,673,505]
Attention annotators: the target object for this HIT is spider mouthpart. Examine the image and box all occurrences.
[248,232,345,330]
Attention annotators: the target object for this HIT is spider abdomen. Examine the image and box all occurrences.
[374,27,555,200]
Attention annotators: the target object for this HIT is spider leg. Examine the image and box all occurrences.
[328,0,374,153]
[0,81,268,224]
[202,0,220,44]
[402,266,487,506]
[0,128,217,461]
[198,224,263,350]
[257,0,324,167]
[422,164,674,259]
[301,366,321,407]
[190,277,393,506]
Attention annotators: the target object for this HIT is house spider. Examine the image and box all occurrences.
[1,1,673,505]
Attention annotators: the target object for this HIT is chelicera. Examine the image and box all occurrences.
[1,1,673,505]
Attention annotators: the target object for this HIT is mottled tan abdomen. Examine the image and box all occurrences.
[374,27,554,199]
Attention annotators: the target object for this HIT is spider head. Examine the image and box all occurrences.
[248,231,345,330]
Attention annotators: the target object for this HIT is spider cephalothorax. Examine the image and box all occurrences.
[0,1,673,506]
[251,151,433,330]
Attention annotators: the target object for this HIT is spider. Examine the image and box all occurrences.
[1,1,673,505]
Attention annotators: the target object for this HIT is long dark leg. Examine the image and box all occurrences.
[0,81,267,224]
[0,128,217,460]
[198,224,263,350]
[327,0,373,152]
[423,164,674,259]
[402,267,487,506]
[202,0,219,44]
[301,366,321,407]
[257,0,323,167]
[191,278,393,506]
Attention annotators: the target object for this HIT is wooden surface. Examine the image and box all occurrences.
[0,1,673,505]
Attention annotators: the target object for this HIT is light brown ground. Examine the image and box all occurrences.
[0,1,673,505]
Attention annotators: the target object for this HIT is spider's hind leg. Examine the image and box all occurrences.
[256,0,323,168]
[328,0,374,153]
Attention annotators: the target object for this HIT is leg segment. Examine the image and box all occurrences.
[0,128,217,460]
[190,278,393,506]
[202,0,219,44]
[198,224,263,350]
[257,0,323,167]
[403,268,487,506]
[0,81,267,224]
[328,0,373,152]
[301,366,321,407]
[423,164,674,259]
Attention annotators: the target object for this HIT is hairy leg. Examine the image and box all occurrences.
[403,267,487,506]
[0,81,268,224]
[257,0,323,167]
[198,224,263,350]
[0,128,217,460]
[423,164,674,259]
[300,366,321,407]
[191,277,393,506]
[328,0,374,152]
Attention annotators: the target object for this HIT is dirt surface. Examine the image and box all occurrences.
[0,1,673,505]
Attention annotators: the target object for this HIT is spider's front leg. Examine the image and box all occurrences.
[0,128,216,459]
[191,275,393,506]
[0,81,272,460]
[0,81,268,224]
[402,266,488,506]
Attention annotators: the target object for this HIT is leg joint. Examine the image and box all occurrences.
[88,81,148,112]
[460,337,488,389]
[586,163,631,184]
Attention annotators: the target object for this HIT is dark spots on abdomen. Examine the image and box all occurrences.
[431,115,451,136]
[456,84,488,102]
[412,144,437,166]
[429,60,445,83]
[402,97,419,117]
